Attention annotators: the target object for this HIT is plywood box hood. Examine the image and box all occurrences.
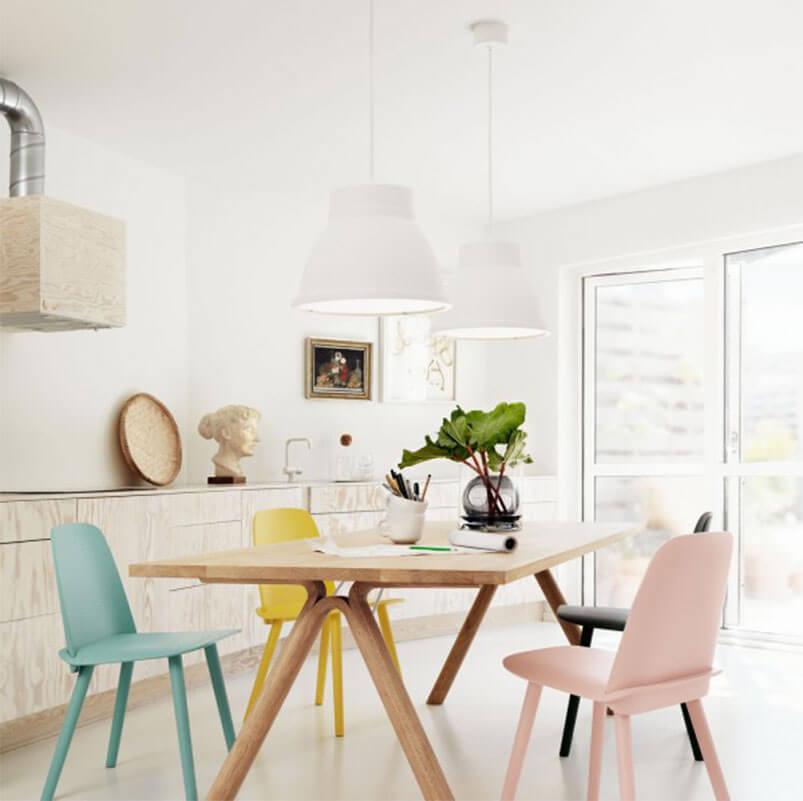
[0,79,125,331]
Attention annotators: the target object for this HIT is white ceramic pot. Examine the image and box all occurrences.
[379,494,428,544]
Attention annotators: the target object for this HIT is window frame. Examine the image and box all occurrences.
[569,225,803,641]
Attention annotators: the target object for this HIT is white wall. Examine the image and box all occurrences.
[0,135,540,491]
[5,128,797,493]
[496,153,803,511]
[185,181,505,483]
[0,127,189,491]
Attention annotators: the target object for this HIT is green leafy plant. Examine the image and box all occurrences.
[399,402,532,517]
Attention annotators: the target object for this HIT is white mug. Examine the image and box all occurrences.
[379,494,428,544]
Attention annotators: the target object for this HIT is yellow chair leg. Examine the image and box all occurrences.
[377,603,402,675]
[330,612,344,737]
[244,621,282,720]
[315,616,331,706]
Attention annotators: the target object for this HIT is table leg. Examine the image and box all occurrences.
[206,582,330,801]
[347,584,454,801]
[534,569,581,645]
[427,584,497,705]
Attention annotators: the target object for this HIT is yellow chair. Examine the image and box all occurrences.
[244,508,402,736]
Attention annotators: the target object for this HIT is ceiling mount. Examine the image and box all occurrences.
[471,20,508,48]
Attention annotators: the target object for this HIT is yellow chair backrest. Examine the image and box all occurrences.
[252,508,333,620]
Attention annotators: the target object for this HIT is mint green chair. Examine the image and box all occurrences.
[43,523,237,801]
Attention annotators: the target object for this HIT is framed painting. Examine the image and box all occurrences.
[305,338,372,400]
[380,315,456,402]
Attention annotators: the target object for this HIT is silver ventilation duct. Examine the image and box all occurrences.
[0,78,45,196]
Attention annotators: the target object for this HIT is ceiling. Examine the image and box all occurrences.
[1,0,802,221]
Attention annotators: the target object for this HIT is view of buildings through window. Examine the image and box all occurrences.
[728,243,803,636]
[586,244,803,637]
[591,276,705,609]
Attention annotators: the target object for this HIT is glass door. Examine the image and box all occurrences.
[725,242,803,637]
[581,241,803,642]
[582,268,708,608]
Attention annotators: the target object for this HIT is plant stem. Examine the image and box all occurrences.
[466,446,508,515]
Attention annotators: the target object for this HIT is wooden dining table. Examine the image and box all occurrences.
[130,519,637,801]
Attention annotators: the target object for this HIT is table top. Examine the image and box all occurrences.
[129,520,638,587]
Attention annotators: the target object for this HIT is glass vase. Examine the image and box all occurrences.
[458,461,523,531]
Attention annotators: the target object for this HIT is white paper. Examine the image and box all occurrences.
[448,529,518,552]
[310,540,463,558]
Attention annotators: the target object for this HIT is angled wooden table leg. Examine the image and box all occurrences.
[347,584,454,801]
[534,569,581,645]
[427,584,497,705]
[207,582,330,801]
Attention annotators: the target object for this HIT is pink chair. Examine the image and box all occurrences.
[501,533,733,801]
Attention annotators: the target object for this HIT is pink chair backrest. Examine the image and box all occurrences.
[606,532,733,694]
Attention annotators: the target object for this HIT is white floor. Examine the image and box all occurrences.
[1,622,801,801]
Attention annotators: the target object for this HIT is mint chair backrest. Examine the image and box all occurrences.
[51,523,136,656]
[606,532,733,695]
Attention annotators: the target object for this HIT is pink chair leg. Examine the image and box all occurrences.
[613,715,635,801]
[501,683,542,801]
[587,701,606,801]
[686,699,730,801]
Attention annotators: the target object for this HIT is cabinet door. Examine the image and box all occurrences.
[0,499,76,720]
[241,487,306,543]
[0,540,59,623]
[77,495,169,634]
[309,483,384,514]
[239,487,306,645]
[0,613,75,721]
[312,511,384,538]
[0,499,76,543]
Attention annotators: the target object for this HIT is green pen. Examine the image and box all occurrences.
[408,545,454,552]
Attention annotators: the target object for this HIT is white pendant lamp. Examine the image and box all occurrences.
[294,1,448,316]
[432,20,548,339]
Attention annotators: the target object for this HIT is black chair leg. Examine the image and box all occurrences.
[559,625,594,757]
[681,702,704,761]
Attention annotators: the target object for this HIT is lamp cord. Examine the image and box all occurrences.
[487,43,494,231]
[369,0,375,182]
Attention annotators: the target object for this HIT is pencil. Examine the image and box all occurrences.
[421,474,432,501]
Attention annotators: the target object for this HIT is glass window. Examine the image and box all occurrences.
[594,475,710,608]
[727,242,803,463]
[740,476,803,636]
[594,279,705,463]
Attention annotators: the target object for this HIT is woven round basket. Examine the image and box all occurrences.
[118,393,182,486]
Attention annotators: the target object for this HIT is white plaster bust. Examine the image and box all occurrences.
[198,405,261,478]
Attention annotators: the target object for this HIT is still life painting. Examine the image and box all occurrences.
[380,316,456,402]
[305,338,372,400]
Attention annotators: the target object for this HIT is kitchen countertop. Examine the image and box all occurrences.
[0,476,480,503]
[0,475,557,503]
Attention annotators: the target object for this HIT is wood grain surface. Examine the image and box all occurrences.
[130,520,638,587]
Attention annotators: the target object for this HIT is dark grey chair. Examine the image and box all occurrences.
[555,511,713,761]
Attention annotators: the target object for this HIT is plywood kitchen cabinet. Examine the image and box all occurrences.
[0,476,556,750]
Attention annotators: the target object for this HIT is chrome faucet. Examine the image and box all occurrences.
[283,438,311,482]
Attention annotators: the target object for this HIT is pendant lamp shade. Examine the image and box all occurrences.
[294,184,448,315]
[431,241,548,339]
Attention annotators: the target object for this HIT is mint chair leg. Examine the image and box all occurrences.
[168,655,197,801]
[41,665,94,801]
[204,644,235,750]
[106,661,133,768]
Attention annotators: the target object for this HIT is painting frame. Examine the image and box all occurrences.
[379,316,457,403]
[305,337,372,400]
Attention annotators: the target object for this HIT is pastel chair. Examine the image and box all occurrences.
[501,532,733,801]
[244,508,402,736]
[43,523,237,801]
[555,511,713,761]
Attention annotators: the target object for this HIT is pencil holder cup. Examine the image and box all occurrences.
[379,495,428,544]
